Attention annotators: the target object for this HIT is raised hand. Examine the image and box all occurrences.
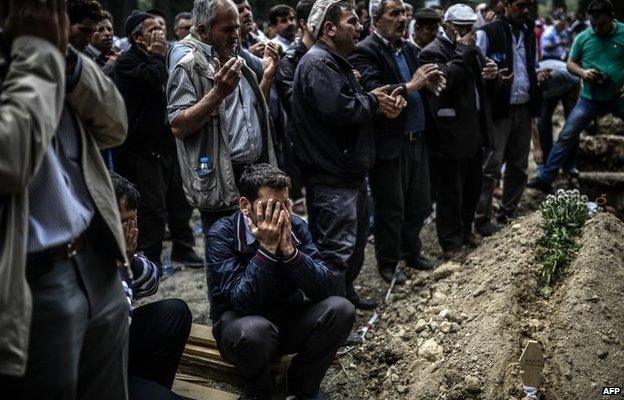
[278,206,296,258]
[249,41,266,57]
[123,218,138,259]
[147,30,167,56]
[499,68,515,85]
[212,57,243,101]
[372,85,406,119]
[455,30,476,47]
[408,63,443,92]
[247,199,286,255]
[262,41,280,80]
[481,57,498,80]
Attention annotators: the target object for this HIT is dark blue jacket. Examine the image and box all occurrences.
[205,211,337,323]
[290,42,379,189]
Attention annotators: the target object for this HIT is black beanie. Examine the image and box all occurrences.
[124,10,152,37]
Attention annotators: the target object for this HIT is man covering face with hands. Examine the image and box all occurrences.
[205,164,354,400]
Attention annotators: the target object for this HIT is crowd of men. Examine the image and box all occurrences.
[1,0,622,399]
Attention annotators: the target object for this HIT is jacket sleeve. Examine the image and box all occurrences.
[66,52,128,150]
[274,57,295,108]
[285,219,340,300]
[206,231,277,315]
[419,43,478,93]
[304,60,378,124]
[0,36,65,195]
[349,45,404,93]
[129,255,160,299]
[114,52,168,94]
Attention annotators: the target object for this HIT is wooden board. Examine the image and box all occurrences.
[188,323,217,348]
[172,379,238,400]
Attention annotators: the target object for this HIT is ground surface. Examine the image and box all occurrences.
[138,113,624,399]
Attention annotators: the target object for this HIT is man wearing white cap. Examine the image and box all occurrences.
[419,3,499,261]
[291,0,406,311]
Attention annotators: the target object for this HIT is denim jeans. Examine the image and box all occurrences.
[538,97,624,183]
[538,92,578,171]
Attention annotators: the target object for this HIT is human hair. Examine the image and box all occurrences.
[356,1,368,18]
[269,4,295,26]
[296,0,316,24]
[369,0,389,21]
[67,0,104,25]
[101,10,113,24]
[587,0,613,18]
[175,12,192,27]
[192,0,237,30]
[319,1,355,38]
[239,164,291,202]
[110,171,141,210]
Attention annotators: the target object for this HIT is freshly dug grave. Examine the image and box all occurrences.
[326,212,624,399]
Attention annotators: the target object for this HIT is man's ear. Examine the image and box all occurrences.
[197,23,208,41]
[324,21,336,37]
[240,196,252,215]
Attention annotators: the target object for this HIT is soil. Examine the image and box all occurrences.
[138,111,624,399]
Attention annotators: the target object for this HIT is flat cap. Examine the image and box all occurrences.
[444,3,478,25]
[124,10,152,37]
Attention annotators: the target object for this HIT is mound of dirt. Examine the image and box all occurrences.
[328,212,624,399]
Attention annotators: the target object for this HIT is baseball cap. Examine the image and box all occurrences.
[308,0,343,40]
[444,4,478,25]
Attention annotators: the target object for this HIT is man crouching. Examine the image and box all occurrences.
[205,163,355,400]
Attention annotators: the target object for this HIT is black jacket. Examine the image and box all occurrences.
[290,42,378,188]
[478,16,542,119]
[205,211,338,323]
[113,45,169,154]
[419,35,496,159]
[349,34,434,160]
[275,38,308,118]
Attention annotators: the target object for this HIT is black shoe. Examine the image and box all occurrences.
[463,231,481,248]
[378,264,406,284]
[405,254,434,270]
[238,394,270,400]
[496,213,514,225]
[343,330,363,346]
[171,250,204,268]
[527,176,553,194]
[347,293,378,310]
[475,221,501,237]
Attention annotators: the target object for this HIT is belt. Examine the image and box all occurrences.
[405,131,423,141]
[28,232,88,264]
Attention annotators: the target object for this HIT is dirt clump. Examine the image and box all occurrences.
[326,212,624,399]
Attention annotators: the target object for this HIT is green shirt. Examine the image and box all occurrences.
[569,21,624,101]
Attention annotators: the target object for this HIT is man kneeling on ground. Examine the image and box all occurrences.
[205,164,355,400]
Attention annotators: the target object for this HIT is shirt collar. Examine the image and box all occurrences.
[315,41,354,71]
[375,31,404,55]
[86,44,102,57]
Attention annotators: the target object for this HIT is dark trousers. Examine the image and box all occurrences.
[305,183,368,298]
[433,153,483,250]
[1,239,129,400]
[476,103,532,222]
[368,134,431,267]
[120,149,195,264]
[538,90,578,168]
[213,297,355,398]
[128,299,192,399]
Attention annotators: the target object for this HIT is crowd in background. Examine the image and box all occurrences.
[1,0,623,399]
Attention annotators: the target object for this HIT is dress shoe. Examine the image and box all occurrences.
[347,293,378,310]
[527,176,553,194]
[463,232,481,248]
[378,264,406,284]
[496,213,515,226]
[344,330,363,346]
[171,250,204,268]
[443,248,466,263]
[405,254,434,270]
[475,221,501,237]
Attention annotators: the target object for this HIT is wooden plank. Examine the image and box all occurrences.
[188,323,217,347]
[185,343,223,361]
[172,379,238,400]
